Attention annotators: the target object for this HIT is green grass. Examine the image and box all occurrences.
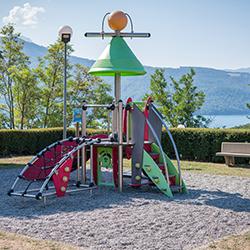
[0,230,78,250]
[124,159,250,178]
[174,160,250,178]
[0,156,249,178]
[199,230,250,250]
[0,156,32,169]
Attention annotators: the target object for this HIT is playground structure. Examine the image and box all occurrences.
[8,10,187,202]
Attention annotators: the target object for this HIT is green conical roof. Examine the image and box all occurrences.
[89,37,146,76]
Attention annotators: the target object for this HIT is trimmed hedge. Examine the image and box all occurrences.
[1,127,250,163]
[162,128,250,163]
[0,128,106,156]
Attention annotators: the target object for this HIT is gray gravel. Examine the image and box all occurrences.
[0,167,250,250]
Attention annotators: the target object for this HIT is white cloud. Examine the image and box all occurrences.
[2,2,45,27]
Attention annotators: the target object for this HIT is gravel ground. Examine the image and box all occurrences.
[0,167,250,250]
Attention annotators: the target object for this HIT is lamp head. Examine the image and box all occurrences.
[58,25,73,43]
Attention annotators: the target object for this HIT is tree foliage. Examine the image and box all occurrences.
[68,64,113,128]
[35,40,73,128]
[0,24,29,128]
[146,68,210,128]
[0,24,113,129]
[11,67,39,129]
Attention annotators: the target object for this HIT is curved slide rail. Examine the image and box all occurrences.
[151,104,182,187]
[144,117,170,185]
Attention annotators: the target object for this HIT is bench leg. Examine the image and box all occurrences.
[224,156,230,166]
[229,156,235,167]
[225,156,235,167]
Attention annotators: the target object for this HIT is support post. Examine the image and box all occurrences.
[118,100,123,192]
[90,144,94,184]
[82,101,87,137]
[63,42,67,139]
[126,110,130,143]
[76,122,80,184]
[81,145,86,184]
[113,73,121,136]
[81,103,87,184]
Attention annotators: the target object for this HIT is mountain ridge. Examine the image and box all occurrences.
[4,39,250,115]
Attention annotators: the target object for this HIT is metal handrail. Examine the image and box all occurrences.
[145,118,170,185]
[38,138,100,196]
[10,137,80,191]
[151,104,182,187]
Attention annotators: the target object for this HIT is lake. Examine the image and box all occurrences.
[204,115,249,128]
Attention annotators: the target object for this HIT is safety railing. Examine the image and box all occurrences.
[151,104,182,187]
[145,118,170,185]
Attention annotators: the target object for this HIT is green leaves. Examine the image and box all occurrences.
[68,64,113,128]
[0,24,30,129]
[146,68,210,128]
[0,24,112,130]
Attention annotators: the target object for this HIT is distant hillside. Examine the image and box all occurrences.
[6,39,250,115]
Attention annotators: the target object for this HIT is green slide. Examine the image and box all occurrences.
[142,143,187,198]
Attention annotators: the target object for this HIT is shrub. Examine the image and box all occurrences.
[0,128,107,156]
[163,128,250,163]
[1,127,250,163]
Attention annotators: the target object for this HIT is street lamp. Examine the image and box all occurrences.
[58,25,73,139]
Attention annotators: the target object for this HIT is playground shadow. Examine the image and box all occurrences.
[1,184,250,220]
[173,188,250,213]
[1,167,250,219]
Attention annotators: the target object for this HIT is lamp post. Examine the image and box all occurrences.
[58,25,73,139]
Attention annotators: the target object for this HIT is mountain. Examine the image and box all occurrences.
[11,40,250,115]
[226,67,250,74]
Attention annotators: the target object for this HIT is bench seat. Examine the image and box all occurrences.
[216,152,250,158]
[216,142,250,166]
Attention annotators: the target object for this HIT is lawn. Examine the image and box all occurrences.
[198,230,250,250]
[0,155,32,169]
[0,230,78,250]
[1,156,250,178]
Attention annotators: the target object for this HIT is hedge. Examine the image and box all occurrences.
[1,127,250,163]
[162,128,250,163]
[0,128,106,157]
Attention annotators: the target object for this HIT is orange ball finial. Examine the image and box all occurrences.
[108,10,128,31]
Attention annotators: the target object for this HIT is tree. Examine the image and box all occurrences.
[146,68,210,128]
[35,40,73,128]
[11,67,40,129]
[68,64,113,128]
[0,24,29,128]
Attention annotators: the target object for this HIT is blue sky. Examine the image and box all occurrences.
[0,0,250,69]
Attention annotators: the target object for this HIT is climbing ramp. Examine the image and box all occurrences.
[8,137,101,200]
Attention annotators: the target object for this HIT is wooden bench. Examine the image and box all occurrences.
[216,142,250,166]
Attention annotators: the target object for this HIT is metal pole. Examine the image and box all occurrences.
[90,144,94,184]
[81,145,86,184]
[126,110,130,144]
[82,105,87,137]
[113,73,121,135]
[63,42,67,139]
[118,100,123,192]
[76,122,80,184]
[81,104,87,184]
